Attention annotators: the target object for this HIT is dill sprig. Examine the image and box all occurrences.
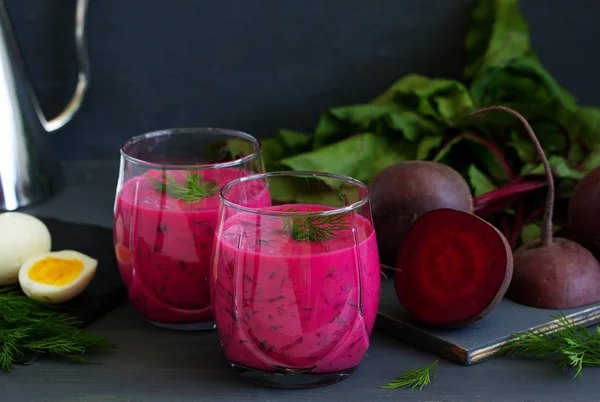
[281,209,352,243]
[147,171,218,203]
[381,360,438,390]
[0,286,116,372]
[501,313,600,378]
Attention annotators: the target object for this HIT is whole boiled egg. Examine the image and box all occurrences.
[19,250,97,304]
[0,212,52,285]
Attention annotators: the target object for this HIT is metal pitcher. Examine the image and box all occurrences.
[0,0,90,211]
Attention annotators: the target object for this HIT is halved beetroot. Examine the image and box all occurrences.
[394,208,513,327]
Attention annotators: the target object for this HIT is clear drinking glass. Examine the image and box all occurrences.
[211,171,381,388]
[113,128,267,331]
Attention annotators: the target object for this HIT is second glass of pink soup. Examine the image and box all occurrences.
[113,128,268,331]
[211,171,381,388]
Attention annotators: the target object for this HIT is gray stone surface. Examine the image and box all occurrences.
[0,161,597,401]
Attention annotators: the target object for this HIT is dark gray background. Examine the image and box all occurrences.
[6,0,598,162]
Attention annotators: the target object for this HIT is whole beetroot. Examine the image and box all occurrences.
[568,166,600,258]
[470,106,600,309]
[370,161,473,266]
[506,238,600,308]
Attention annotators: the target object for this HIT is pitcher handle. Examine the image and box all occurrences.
[43,0,90,132]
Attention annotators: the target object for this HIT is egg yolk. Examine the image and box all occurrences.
[28,257,84,286]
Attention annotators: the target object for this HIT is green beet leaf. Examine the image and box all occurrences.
[260,137,286,171]
[313,102,440,148]
[583,151,600,172]
[568,106,600,163]
[470,59,576,115]
[313,109,359,148]
[507,121,568,164]
[226,137,261,160]
[281,132,409,185]
[506,128,536,163]
[520,222,561,244]
[520,155,586,181]
[261,129,312,171]
[433,133,511,183]
[381,109,439,141]
[463,0,532,81]
[267,175,363,207]
[468,164,498,196]
[373,74,473,125]
[305,74,474,172]
[464,0,577,126]
[529,120,569,155]
[279,129,312,149]
[521,222,541,244]
[416,135,445,160]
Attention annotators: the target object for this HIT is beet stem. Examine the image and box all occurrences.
[473,179,546,212]
[530,118,572,159]
[474,196,519,218]
[468,106,554,246]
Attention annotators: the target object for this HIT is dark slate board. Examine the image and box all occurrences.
[37,217,127,326]
[11,217,127,367]
[375,278,600,366]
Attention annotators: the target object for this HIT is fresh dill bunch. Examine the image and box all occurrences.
[281,209,352,243]
[0,286,116,372]
[501,313,600,378]
[147,171,218,203]
[381,360,438,390]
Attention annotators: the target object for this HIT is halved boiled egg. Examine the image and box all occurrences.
[0,212,52,285]
[18,250,97,304]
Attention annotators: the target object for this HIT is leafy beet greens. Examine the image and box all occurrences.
[253,0,600,249]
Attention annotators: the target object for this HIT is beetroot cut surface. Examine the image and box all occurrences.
[394,208,513,327]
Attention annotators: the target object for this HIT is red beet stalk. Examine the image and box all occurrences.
[473,178,547,217]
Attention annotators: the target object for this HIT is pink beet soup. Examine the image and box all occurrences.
[114,168,270,325]
[211,204,380,373]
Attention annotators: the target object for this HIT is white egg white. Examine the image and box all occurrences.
[18,250,97,304]
[0,212,52,285]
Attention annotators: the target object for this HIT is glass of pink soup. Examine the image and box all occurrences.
[211,171,380,388]
[113,128,268,331]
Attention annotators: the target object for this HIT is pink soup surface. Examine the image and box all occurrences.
[114,168,269,324]
[211,204,380,373]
